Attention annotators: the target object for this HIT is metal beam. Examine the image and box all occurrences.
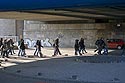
[19,10,125,20]
[109,6,125,11]
[19,10,92,20]
[59,8,125,18]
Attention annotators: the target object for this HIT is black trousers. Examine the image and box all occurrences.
[54,47,61,55]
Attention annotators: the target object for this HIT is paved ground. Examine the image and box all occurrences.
[0,48,124,83]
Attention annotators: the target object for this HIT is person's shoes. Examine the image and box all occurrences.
[80,53,82,56]
[75,53,78,55]
[52,55,56,57]
[94,50,96,52]
[40,56,44,58]
[6,56,9,58]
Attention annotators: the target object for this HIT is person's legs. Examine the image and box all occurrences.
[18,49,21,56]
[5,50,9,58]
[121,48,125,56]
[9,48,13,55]
[75,50,78,55]
[38,50,43,58]
[57,47,61,55]
[83,48,87,53]
[79,48,82,54]
[94,45,98,52]
[1,50,3,57]
[2,51,5,58]
[20,49,23,56]
[34,48,37,55]
[98,46,102,55]
[21,50,26,57]
[54,47,58,56]
[78,48,82,55]
[12,47,15,54]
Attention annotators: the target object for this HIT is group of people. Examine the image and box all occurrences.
[1,37,125,58]
[0,38,15,58]
[33,38,87,57]
[94,37,108,55]
[51,37,108,56]
[33,38,61,57]
[74,38,87,55]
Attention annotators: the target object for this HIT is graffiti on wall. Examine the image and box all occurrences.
[24,38,52,48]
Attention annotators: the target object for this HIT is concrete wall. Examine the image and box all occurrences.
[0,19,16,36]
[0,19,124,48]
[24,21,125,48]
[0,19,24,42]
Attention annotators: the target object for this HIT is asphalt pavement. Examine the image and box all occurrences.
[0,48,124,83]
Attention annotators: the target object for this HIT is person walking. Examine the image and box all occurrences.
[19,39,26,57]
[94,37,106,55]
[0,38,3,56]
[79,38,87,54]
[1,39,9,58]
[18,39,22,56]
[121,44,125,56]
[34,40,39,56]
[34,40,43,57]
[10,39,15,54]
[7,39,13,55]
[74,39,82,55]
[52,38,61,57]
[94,38,100,53]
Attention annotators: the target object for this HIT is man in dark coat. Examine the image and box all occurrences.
[79,38,87,54]
[34,40,43,57]
[52,38,61,56]
[20,39,26,56]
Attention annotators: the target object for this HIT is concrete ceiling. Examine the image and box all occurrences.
[0,6,124,23]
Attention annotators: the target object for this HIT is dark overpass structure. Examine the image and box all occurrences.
[0,0,124,22]
[0,0,124,11]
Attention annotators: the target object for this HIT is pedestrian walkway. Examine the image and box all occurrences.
[0,48,125,83]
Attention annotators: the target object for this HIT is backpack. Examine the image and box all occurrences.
[95,40,99,45]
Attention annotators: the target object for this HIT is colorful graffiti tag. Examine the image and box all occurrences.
[24,38,52,48]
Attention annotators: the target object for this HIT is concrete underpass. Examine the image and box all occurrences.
[0,0,125,83]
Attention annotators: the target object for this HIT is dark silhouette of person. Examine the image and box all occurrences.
[34,40,43,57]
[10,39,15,54]
[18,39,22,56]
[34,40,40,56]
[74,39,82,55]
[94,37,106,55]
[20,39,26,57]
[0,38,3,56]
[52,38,61,56]
[7,39,15,55]
[1,39,9,58]
[79,38,87,54]
[121,44,125,56]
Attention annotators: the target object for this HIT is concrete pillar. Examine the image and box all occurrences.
[0,19,15,36]
[15,20,24,40]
